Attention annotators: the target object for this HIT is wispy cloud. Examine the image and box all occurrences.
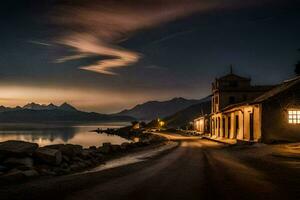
[28,40,52,47]
[52,0,274,75]
[51,0,214,75]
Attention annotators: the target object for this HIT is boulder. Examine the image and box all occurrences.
[102,142,112,148]
[79,150,92,159]
[70,162,86,171]
[72,156,84,162]
[3,157,34,168]
[98,143,112,154]
[0,140,38,157]
[44,144,82,158]
[60,162,69,169]
[62,155,70,163]
[34,147,62,165]
[120,142,130,150]
[53,167,70,175]
[97,146,111,154]
[111,145,121,152]
[22,169,39,177]
[89,146,97,150]
[69,164,81,171]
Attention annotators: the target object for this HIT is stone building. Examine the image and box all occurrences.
[193,115,210,134]
[210,70,300,143]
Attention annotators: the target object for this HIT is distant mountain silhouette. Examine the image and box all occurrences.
[0,102,133,123]
[116,97,205,120]
[22,102,77,111]
[59,102,78,112]
[23,102,58,110]
[164,95,212,128]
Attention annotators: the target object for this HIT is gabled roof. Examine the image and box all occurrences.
[221,76,300,112]
[253,76,300,103]
[218,73,251,81]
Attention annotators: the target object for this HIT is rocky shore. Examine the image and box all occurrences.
[0,132,166,185]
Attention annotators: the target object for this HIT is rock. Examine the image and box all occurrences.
[62,155,70,163]
[34,147,62,165]
[80,150,93,159]
[38,168,55,176]
[121,142,130,150]
[53,167,70,175]
[3,157,34,168]
[102,142,112,148]
[44,144,82,158]
[0,170,25,183]
[111,145,121,152]
[84,160,93,167]
[0,140,38,157]
[72,156,83,162]
[70,162,86,171]
[60,162,69,168]
[97,143,112,154]
[89,146,97,150]
[69,164,81,171]
[22,169,39,177]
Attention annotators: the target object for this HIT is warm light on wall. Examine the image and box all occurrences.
[159,121,165,127]
[288,110,300,124]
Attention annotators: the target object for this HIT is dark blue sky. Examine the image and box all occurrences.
[0,0,299,112]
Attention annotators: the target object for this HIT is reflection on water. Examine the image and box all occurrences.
[0,122,131,148]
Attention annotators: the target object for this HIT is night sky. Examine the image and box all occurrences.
[0,0,300,113]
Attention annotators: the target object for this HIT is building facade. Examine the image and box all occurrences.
[209,71,300,143]
[193,115,210,134]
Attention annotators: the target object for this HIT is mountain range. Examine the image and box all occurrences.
[0,97,212,124]
[164,95,212,128]
[116,97,205,120]
[0,103,134,123]
[0,102,78,112]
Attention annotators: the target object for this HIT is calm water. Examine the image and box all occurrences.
[0,122,131,148]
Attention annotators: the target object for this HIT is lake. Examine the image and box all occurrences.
[0,122,131,148]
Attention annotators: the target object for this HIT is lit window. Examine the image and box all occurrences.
[288,110,300,124]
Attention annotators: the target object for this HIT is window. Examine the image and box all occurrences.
[288,110,300,124]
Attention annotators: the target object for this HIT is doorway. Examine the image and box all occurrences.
[222,118,226,138]
[228,116,231,138]
[235,115,239,138]
[250,113,254,141]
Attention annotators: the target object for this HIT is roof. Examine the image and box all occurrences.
[221,101,253,112]
[218,73,251,81]
[253,76,300,103]
[221,76,300,111]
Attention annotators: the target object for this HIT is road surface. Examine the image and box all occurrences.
[1,133,299,200]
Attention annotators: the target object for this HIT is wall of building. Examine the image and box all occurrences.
[194,117,205,133]
[211,104,262,142]
[261,84,300,143]
[219,91,264,110]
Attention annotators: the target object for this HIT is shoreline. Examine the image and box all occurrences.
[0,128,168,185]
